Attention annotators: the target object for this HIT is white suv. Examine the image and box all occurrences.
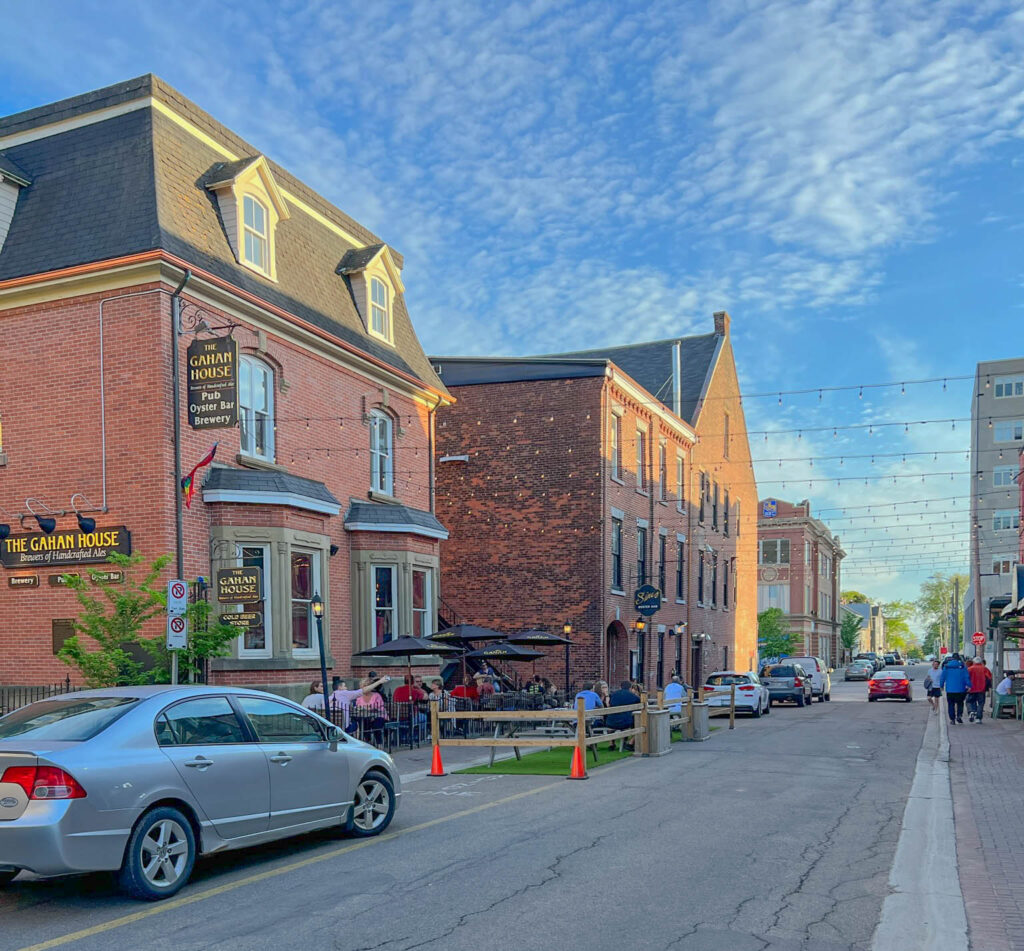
[785,656,831,702]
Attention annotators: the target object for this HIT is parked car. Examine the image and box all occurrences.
[704,671,770,717]
[759,663,814,707]
[784,656,831,702]
[868,670,914,702]
[883,653,897,666]
[855,652,884,672]
[0,686,401,899]
[844,660,874,681]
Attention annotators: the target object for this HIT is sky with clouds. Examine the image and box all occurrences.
[3,0,1023,613]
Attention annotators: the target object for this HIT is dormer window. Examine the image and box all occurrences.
[243,196,269,272]
[370,278,390,339]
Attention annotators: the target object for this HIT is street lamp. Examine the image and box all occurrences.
[562,622,572,695]
[311,593,330,721]
[635,618,646,683]
[690,630,707,687]
[673,622,686,678]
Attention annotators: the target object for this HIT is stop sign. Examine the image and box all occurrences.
[940,646,948,654]
[972,631,987,646]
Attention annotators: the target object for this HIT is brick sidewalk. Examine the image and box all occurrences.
[948,708,1024,951]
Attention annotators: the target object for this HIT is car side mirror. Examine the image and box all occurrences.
[909,677,915,681]
[327,724,345,750]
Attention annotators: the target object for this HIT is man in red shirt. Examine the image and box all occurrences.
[392,674,426,703]
[967,658,993,722]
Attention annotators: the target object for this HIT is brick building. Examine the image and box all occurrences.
[433,312,759,689]
[0,76,451,694]
[756,499,844,666]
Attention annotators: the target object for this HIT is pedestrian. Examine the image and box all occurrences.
[967,658,993,722]
[938,653,970,724]
[662,674,689,713]
[922,659,942,714]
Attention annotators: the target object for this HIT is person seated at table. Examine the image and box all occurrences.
[301,681,326,711]
[476,675,497,702]
[427,679,454,709]
[605,681,641,750]
[329,675,391,727]
[996,671,1015,695]
[662,674,688,712]
[452,676,480,701]
[594,680,611,708]
[574,682,604,710]
[526,674,545,695]
[393,674,426,703]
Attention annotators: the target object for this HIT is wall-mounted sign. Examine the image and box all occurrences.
[187,336,238,430]
[217,567,263,603]
[8,575,39,588]
[91,569,124,584]
[48,573,79,587]
[219,611,262,629]
[634,584,662,616]
[762,499,778,518]
[0,527,131,569]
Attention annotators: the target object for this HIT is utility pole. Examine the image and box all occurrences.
[952,576,960,655]
[970,379,985,654]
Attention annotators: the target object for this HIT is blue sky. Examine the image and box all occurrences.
[2,0,1022,610]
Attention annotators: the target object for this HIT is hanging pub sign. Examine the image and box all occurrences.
[217,566,263,603]
[0,527,131,569]
[634,583,662,616]
[187,336,238,430]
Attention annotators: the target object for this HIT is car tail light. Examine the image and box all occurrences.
[793,678,803,687]
[1,765,87,800]
[898,680,909,686]
[738,685,755,691]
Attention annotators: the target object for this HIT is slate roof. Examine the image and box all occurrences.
[203,156,261,189]
[344,499,448,539]
[0,75,445,395]
[337,245,386,274]
[204,467,339,507]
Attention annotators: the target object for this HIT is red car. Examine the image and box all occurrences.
[868,670,913,702]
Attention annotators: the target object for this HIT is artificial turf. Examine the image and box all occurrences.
[456,745,635,775]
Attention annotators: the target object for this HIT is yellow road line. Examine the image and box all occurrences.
[18,780,564,951]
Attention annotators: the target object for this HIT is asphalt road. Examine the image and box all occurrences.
[1,666,930,951]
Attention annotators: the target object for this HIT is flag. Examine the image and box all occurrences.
[181,442,218,509]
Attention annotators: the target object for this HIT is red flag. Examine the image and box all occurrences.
[181,442,218,509]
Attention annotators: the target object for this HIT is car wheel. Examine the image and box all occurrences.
[824,693,831,702]
[869,697,877,702]
[0,868,19,887]
[796,694,805,707]
[347,771,396,838]
[117,806,196,901]
[764,698,771,714]
[904,697,912,703]
[817,692,825,703]
[751,702,761,718]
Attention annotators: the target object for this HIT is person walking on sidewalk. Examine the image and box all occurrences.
[939,653,970,724]
[966,658,993,722]
[923,659,942,713]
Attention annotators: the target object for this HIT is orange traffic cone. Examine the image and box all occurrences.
[429,743,446,777]
[567,745,588,780]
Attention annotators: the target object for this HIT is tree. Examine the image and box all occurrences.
[58,553,237,687]
[916,573,967,648]
[841,590,869,604]
[758,608,798,658]
[840,610,864,654]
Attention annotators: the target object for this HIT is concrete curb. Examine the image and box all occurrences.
[938,709,950,763]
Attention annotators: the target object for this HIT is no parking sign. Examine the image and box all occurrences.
[166,614,188,650]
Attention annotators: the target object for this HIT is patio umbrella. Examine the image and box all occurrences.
[465,642,545,691]
[505,630,574,694]
[353,636,463,749]
[430,624,505,686]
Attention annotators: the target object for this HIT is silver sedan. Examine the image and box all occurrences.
[0,685,401,899]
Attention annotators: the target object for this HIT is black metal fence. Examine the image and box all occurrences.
[0,677,75,717]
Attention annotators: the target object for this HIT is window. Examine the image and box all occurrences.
[237,697,324,743]
[658,534,666,593]
[236,544,271,657]
[994,466,1016,487]
[723,560,729,609]
[658,444,667,501]
[412,569,432,637]
[723,490,730,536]
[723,412,730,458]
[637,525,648,585]
[370,277,390,339]
[994,376,1024,398]
[819,553,832,578]
[290,551,320,653]
[993,558,1014,575]
[712,483,719,530]
[373,565,396,644]
[805,542,812,566]
[697,552,705,604]
[676,455,685,510]
[805,582,812,614]
[369,411,394,495]
[242,195,268,272]
[157,697,246,746]
[610,414,622,479]
[675,540,686,600]
[994,420,1024,442]
[758,584,790,612]
[636,429,647,492]
[698,472,706,523]
[993,509,1020,531]
[759,539,790,564]
[239,356,274,461]
[611,518,623,590]
[711,551,718,607]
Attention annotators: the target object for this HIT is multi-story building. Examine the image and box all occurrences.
[433,312,758,689]
[843,602,885,657]
[0,76,451,695]
[756,498,845,666]
[964,358,1024,650]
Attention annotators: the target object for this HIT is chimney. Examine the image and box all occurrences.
[713,310,731,336]
[671,341,682,419]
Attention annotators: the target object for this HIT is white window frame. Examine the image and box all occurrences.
[242,195,269,274]
[369,277,391,341]
[369,410,394,495]
[993,509,1020,532]
[239,355,275,462]
[994,376,1024,398]
[757,584,790,613]
[993,558,1014,575]
[290,548,321,658]
[372,564,397,645]
[994,420,1024,442]
[412,568,432,638]
[759,538,790,565]
[676,454,685,512]
[658,442,667,501]
[994,466,1016,487]
[636,428,647,493]
[611,517,623,592]
[235,543,272,659]
[610,413,622,480]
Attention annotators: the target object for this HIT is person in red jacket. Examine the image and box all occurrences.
[967,658,993,722]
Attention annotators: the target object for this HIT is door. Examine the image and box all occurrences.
[157,696,270,839]
[236,696,351,831]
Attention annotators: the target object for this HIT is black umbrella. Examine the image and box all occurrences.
[465,642,545,661]
[430,625,505,686]
[505,630,574,694]
[353,637,463,749]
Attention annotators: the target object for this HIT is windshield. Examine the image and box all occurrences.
[764,666,795,677]
[0,697,138,742]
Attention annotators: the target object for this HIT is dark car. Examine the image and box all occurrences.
[883,653,897,666]
[759,664,814,707]
[855,652,884,672]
